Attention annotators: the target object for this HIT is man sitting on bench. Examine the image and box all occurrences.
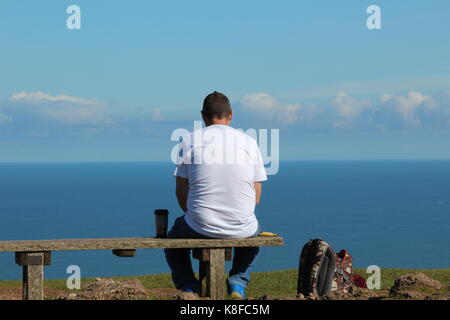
[165,91,267,299]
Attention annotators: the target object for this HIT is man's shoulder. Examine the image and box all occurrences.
[233,128,259,147]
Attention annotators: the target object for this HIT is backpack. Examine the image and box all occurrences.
[297,239,355,297]
[297,239,337,296]
[332,249,354,293]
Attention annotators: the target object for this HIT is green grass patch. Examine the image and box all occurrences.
[1,268,449,299]
[353,268,450,289]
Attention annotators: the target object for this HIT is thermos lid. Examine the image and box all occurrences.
[154,209,169,215]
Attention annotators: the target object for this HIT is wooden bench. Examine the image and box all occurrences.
[0,236,284,300]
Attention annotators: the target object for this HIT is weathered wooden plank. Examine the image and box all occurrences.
[16,251,51,266]
[193,248,232,261]
[21,252,44,300]
[0,236,283,252]
[209,249,225,300]
[199,249,226,300]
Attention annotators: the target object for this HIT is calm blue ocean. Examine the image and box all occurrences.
[0,160,449,280]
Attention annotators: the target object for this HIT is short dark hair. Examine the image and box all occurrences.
[202,91,231,119]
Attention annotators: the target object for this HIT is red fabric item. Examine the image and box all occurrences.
[337,249,347,260]
[352,274,368,289]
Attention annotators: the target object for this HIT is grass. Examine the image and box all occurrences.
[1,268,449,299]
[249,268,450,298]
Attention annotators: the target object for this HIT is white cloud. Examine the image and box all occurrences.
[241,93,278,112]
[240,93,318,125]
[379,91,432,127]
[332,92,372,128]
[333,92,371,119]
[3,89,450,133]
[276,104,301,124]
[6,92,111,125]
[10,92,96,105]
[423,90,450,114]
[240,90,450,129]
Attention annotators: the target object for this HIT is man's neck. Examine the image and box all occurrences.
[205,120,230,127]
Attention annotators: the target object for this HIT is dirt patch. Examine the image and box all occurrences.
[0,287,67,300]
[322,288,390,300]
[56,278,148,300]
[390,273,443,294]
[255,289,390,301]
[3,273,448,300]
[0,287,22,300]
[147,288,210,300]
[147,288,180,300]
[388,273,447,300]
[253,273,449,301]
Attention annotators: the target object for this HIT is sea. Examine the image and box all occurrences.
[0,160,449,280]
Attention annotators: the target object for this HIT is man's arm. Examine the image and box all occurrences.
[176,176,189,212]
[254,182,262,205]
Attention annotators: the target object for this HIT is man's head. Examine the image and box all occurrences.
[201,91,232,126]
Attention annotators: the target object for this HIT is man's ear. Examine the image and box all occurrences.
[228,109,233,122]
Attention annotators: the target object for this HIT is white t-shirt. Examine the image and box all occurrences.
[173,124,267,239]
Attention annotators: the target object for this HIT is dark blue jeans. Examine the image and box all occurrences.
[164,215,260,292]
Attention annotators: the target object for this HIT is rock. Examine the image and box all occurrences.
[394,290,427,299]
[323,292,340,300]
[425,294,450,301]
[57,278,148,300]
[322,291,355,300]
[390,273,443,292]
[175,291,200,300]
[390,273,443,299]
[306,292,319,300]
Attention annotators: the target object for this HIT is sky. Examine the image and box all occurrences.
[0,0,450,162]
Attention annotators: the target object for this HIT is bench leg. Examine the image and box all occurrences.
[15,252,50,300]
[22,253,44,300]
[199,248,225,300]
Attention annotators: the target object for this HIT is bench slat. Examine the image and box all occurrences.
[0,236,283,252]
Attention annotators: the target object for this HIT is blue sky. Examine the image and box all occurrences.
[1,0,450,162]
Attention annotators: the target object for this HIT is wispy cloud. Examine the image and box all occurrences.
[238,90,450,130]
[2,89,450,137]
[240,93,319,125]
[332,93,372,127]
[241,93,278,112]
[379,91,431,127]
[0,91,174,140]
[9,92,98,105]
[4,92,112,125]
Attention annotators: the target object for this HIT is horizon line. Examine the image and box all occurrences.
[1,158,450,164]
